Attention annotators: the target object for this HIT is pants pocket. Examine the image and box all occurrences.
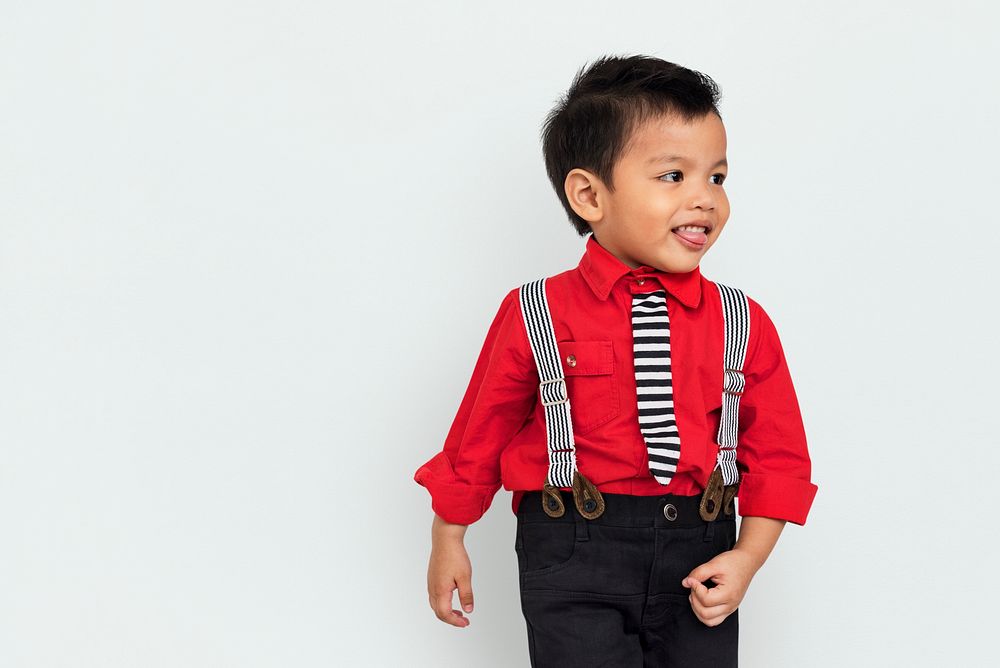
[515,518,580,577]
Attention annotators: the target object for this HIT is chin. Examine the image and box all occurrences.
[649,253,698,274]
[668,262,699,273]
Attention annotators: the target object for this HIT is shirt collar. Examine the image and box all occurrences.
[579,233,703,309]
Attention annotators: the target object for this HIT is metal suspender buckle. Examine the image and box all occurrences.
[723,368,745,397]
[539,377,569,407]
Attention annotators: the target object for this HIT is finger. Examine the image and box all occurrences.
[693,606,729,627]
[689,589,730,615]
[696,582,730,608]
[690,580,718,606]
[689,592,731,625]
[430,586,454,620]
[431,584,471,627]
[683,562,721,588]
[446,608,471,627]
[456,573,475,613]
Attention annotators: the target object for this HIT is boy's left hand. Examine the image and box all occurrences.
[681,548,758,626]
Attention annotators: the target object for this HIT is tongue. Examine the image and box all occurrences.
[673,229,707,244]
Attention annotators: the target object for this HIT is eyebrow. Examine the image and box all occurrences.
[648,154,728,168]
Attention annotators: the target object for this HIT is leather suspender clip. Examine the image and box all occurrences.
[541,470,605,520]
[699,467,739,521]
[572,470,605,519]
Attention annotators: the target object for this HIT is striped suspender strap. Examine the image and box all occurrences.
[517,278,577,489]
[713,281,751,485]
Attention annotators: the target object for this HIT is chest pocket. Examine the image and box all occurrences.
[555,339,620,435]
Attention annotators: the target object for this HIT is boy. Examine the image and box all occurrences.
[414,54,817,667]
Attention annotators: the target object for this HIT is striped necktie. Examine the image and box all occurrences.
[632,289,680,485]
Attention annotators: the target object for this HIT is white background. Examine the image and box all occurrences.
[2,1,997,666]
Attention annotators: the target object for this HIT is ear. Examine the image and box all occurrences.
[564,168,606,227]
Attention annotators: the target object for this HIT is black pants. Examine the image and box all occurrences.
[515,489,739,667]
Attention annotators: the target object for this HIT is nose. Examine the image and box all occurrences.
[686,179,717,211]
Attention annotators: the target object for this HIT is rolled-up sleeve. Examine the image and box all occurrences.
[735,298,818,525]
[413,287,538,525]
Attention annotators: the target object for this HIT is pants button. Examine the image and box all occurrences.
[663,503,677,521]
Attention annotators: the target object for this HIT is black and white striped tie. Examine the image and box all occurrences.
[632,289,680,485]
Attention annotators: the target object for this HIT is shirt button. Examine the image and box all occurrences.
[566,354,577,367]
[636,278,646,285]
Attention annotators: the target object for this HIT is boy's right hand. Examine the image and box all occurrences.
[426,514,474,627]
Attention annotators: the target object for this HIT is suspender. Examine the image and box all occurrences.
[518,278,604,519]
[518,279,577,488]
[715,282,751,480]
[517,277,750,521]
[702,282,751,521]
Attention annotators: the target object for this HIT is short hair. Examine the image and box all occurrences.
[541,54,723,236]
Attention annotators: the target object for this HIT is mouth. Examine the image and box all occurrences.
[670,222,712,249]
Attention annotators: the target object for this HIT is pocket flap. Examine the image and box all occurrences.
[556,340,614,376]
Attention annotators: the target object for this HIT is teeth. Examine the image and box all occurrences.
[674,225,708,233]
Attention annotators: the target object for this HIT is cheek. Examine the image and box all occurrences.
[637,188,676,221]
[716,191,731,216]
[710,220,729,243]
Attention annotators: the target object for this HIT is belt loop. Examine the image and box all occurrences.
[575,507,590,542]
[703,518,715,542]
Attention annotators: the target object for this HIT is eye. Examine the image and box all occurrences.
[658,171,727,185]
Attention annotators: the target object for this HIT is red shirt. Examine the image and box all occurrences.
[414,234,818,526]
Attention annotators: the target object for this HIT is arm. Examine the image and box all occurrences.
[682,516,785,626]
[682,298,817,625]
[415,287,538,627]
[733,516,785,571]
[427,514,473,628]
[731,298,818,525]
[413,287,537,525]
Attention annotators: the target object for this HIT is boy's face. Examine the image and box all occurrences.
[566,112,729,273]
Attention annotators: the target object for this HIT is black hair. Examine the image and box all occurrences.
[540,54,723,236]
